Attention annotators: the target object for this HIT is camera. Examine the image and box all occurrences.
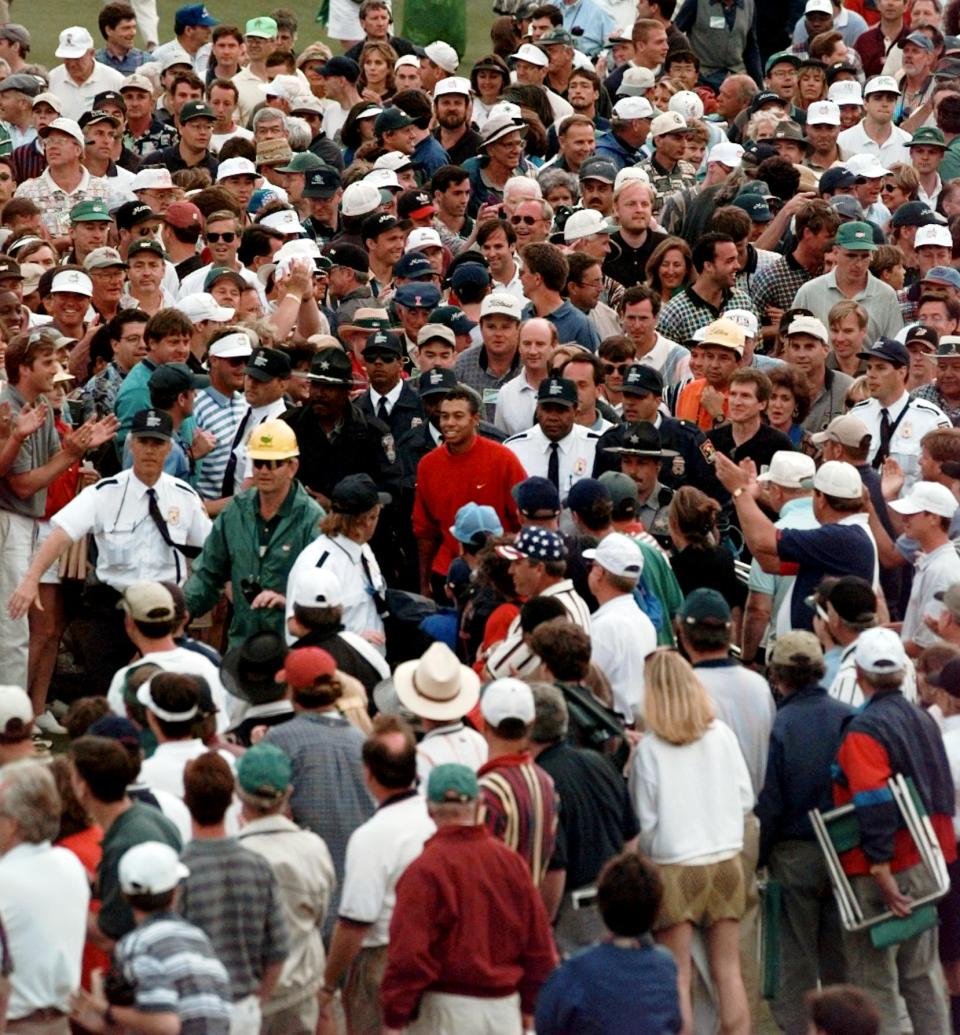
[240,577,263,604]
[103,966,138,1007]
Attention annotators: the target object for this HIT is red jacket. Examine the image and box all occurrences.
[380,824,557,1027]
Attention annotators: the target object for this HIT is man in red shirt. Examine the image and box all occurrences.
[412,385,525,600]
[380,763,557,1035]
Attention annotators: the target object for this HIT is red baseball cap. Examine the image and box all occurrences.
[276,647,337,688]
[163,200,203,230]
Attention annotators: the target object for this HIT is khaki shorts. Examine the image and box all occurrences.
[655,856,745,931]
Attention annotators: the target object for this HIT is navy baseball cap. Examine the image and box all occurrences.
[362,330,403,358]
[512,476,560,516]
[395,282,442,309]
[393,251,435,280]
[429,304,476,335]
[621,364,664,396]
[731,193,772,222]
[890,200,939,228]
[858,337,909,367]
[418,366,458,397]
[537,376,578,408]
[819,167,856,194]
[302,164,342,199]
[318,56,360,82]
[680,587,732,624]
[563,477,610,513]
[451,262,492,291]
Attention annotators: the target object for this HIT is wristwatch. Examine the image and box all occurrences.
[733,487,746,499]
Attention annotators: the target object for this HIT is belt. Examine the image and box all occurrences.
[8,1008,67,1024]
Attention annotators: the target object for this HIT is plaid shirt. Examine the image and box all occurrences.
[453,344,522,423]
[81,360,125,421]
[13,168,113,237]
[178,839,290,1000]
[913,383,960,427]
[657,283,757,344]
[638,156,699,215]
[751,252,813,320]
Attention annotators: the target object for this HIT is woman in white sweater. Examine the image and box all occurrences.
[629,650,754,1035]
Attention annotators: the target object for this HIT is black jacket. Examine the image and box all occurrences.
[356,381,426,440]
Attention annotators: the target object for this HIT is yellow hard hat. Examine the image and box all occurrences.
[246,419,299,460]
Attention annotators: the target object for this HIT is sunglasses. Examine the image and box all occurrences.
[134,225,158,237]
[603,362,631,375]
[881,183,897,192]
[510,214,539,225]
[252,458,291,469]
[364,351,399,363]
[206,231,236,243]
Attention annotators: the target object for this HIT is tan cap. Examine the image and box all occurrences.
[700,318,745,355]
[810,414,871,449]
[769,630,824,667]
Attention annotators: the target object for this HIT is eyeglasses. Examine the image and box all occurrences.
[510,214,539,225]
[221,356,247,366]
[252,458,291,469]
[603,362,631,375]
[206,231,237,243]
[365,352,399,363]
[135,225,158,237]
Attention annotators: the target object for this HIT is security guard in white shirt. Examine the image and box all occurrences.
[850,337,950,495]
[9,408,211,693]
[504,376,600,497]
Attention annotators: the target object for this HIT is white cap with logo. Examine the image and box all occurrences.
[479,292,523,321]
[889,480,959,519]
[119,841,190,895]
[582,531,644,579]
[757,450,816,489]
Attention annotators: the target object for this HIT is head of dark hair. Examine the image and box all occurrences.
[528,618,591,681]
[597,851,663,936]
[431,164,470,195]
[681,619,731,652]
[148,673,201,740]
[805,986,880,1035]
[476,217,517,248]
[691,232,736,274]
[63,696,112,740]
[441,386,481,415]
[519,594,568,634]
[566,250,602,287]
[183,752,235,826]
[69,736,136,803]
[212,24,244,44]
[99,2,136,37]
[664,48,700,72]
[361,714,417,789]
[710,205,752,242]
[125,888,177,913]
[144,308,193,345]
[755,156,801,201]
[767,364,813,424]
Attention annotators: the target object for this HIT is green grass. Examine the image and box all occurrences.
[27,0,496,75]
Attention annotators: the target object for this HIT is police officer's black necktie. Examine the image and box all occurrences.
[874,407,892,469]
[547,442,560,491]
[377,396,390,423]
[146,488,201,560]
[220,406,252,497]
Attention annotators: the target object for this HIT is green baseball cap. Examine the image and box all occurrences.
[427,763,478,803]
[179,100,215,123]
[245,16,278,37]
[276,151,326,174]
[834,221,877,252]
[237,743,292,799]
[70,198,112,223]
[679,588,731,625]
[764,50,801,75]
[907,126,947,149]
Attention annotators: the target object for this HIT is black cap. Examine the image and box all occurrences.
[890,200,938,229]
[179,100,216,123]
[750,89,783,113]
[127,239,166,261]
[397,188,435,219]
[537,376,578,408]
[115,200,157,231]
[94,90,126,111]
[244,347,292,382]
[857,337,909,367]
[130,408,174,441]
[819,167,856,194]
[331,473,391,514]
[148,362,209,395]
[905,324,939,352]
[512,476,561,516]
[375,108,415,135]
[323,242,369,274]
[928,656,960,698]
[622,364,664,397]
[318,55,360,81]
[362,330,403,358]
[361,211,400,240]
[826,575,877,625]
[310,346,354,385]
[79,109,120,130]
[220,631,288,704]
[393,251,435,280]
[0,258,22,279]
[606,421,678,458]
[418,366,458,397]
[302,164,342,199]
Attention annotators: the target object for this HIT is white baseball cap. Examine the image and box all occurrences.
[725,308,758,338]
[0,685,32,738]
[341,181,382,218]
[258,209,304,236]
[265,74,302,101]
[828,80,864,106]
[708,141,745,168]
[131,168,174,192]
[405,227,443,252]
[480,292,523,321]
[119,841,189,896]
[614,166,651,190]
[216,156,258,181]
[813,460,863,499]
[854,626,908,674]
[889,480,959,518]
[55,26,94,59]
[650,111,689,137]
[612,96,654,120]
[915,223,953,249]
[160,46,194,72]
[434,76,472,98]
[364,167,402,190]
[40,117,83,146]
[805,0,833,12]
[806,100,841,126]
[178,293,235,324]
[787,314,829,342]
[668,90,704,120]
[32,92,63,114]
[208,330,252,358]
[864,75,901,97]
[395,54,420,71]
[582,531,644,579]
[374,150,415,171]
[563,208,616,243]
[50,269,92,296]
[289,567,343,609]
[512,43,548,67]
[757,450,816,488]
[481,677,535,726]
[845,153,889,179]
[425,41,459,73]
[617,66,656,96]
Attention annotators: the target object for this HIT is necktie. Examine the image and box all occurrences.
[220,406,252,497]
[377,396,390,423]
[547,441,560,491]
[874,407,892,469]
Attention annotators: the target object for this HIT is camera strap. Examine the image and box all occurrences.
[146,489,201,586]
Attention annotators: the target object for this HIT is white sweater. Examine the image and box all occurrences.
[629,719,754,866]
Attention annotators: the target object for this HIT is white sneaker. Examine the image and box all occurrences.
[34,710,67,735]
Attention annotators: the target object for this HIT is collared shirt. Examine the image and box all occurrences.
[125,117,178,159]
[95,45,151,73]
[560,0,617,53]
[81,360,126,420]
[492,258,526,300]
[829,638,918,707]
[52,468,211,588]
[494,369,540,436]
[804,367,854,434]
[850,391,950,493]
[639,155,699,215]
[140,143,219,179]
[453,344,522,422]
[657,283,757,346]
[637,333,691,386]
[193,385,245,500]
[902,540,960,649]
[232,65,268,125]
[416,722,488,785]
[590,592,657,721]
[0,384,62,518]
[368,379,403,418]
[837,118,911,168]
[752,250,815,319]
[792,270,904,345]
[47,61,125,121]
[504,422,601,496]
[918,174,943,211]
[13,166,113,237]
[1,121,34,151]
[523,299,601,352]
[140,738,237,799]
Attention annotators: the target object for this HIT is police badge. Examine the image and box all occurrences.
[672,455,685,477]
[382,434,397,463]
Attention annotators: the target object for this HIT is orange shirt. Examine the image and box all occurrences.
[675,378,729,431]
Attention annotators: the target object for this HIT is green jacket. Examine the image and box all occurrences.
[185,482,323,646]
[940,137,960,184]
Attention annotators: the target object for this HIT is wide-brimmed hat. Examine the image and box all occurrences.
[604,421,678,458]
[393,641,481,721]
[221,631,288,704]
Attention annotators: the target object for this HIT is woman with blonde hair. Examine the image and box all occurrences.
[630,648,753,1035]
[357,40,397,103]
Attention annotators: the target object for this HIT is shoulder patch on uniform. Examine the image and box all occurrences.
[503,431,531,443]
[173,480,200,497]
[850,399,872,411]
[94,478,119,491]
[913,401,947,416]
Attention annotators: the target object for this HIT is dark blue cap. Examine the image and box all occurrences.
[318,56,360,82]
[537,376,578,407]
[890,200,938,228]
[858,337,909,367]
[563,477,610,512]
[418,366,458,396]
[819,166,856,194]
[362,330,403,357]
[621,364,663,396]
[512,475,561,516]
[429,304,476,335]
[731,193,772,222]
[451,262,492,291]
[395,282,442,308]
[393,251,435,280]
[302,164,342,199]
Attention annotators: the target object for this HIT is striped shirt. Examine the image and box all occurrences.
[478,753,559,886]
[178,839,290,1000]
[416,722,488,785]
[193,387,245,499]
[828,640,918,708]
[115,912,231,1034]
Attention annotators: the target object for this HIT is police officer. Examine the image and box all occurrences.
[593,364,720,495]
[504,376,601,498]
[302,164,343,247]
[602,421,676,547]
[355,330,425,438]
[850,337,950,496]
[9,409,212,694]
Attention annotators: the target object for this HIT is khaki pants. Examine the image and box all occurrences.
[843,864,950,1035]
[406,991,522,1035]
[6,1013,69,1035]
[261,994,320,1035]
[228,993,261,1035]
[343,945,389,1035]
[0,510,36,692]
[769,839,847,1035]
[738,813,761,1026]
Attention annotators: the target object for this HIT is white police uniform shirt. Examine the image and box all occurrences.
[851,391,950,494]
[51,469,211,588]
[504,423,600,495]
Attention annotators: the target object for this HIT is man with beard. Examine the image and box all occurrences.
[431,78,482,168]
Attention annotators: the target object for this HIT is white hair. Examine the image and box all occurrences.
[503,175,542,207]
